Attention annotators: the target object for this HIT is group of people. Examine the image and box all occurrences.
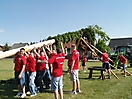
[13,42,81,99]
[100,50,128,79]
[13,40,128,98]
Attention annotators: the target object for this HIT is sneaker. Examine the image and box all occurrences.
[124,75,127,77]
[30,93,37,97]
[76,89,81,93]
[20,93,26,98]
[16,92,22,96]
[26,91,31,95]
[69,91,77,94]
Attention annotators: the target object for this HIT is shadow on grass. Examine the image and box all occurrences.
[39,88,53,94]
[63,90,70,94]
[0,78,19,99]
[79,77,99,81]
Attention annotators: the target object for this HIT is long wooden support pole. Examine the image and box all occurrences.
[0,39,55,59]
[81,38,119,79]
[83,38,131,76]
[84,38,115,64]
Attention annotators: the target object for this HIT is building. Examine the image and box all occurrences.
[63,40,95,59]
[10,43,29,50]
[0,45,3,52]
[109,37,132,52]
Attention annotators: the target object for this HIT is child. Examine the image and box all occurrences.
[82,52,87,73]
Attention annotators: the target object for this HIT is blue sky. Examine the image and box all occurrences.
[0,0,132,45]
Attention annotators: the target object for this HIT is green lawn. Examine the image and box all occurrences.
[0,59,132,99]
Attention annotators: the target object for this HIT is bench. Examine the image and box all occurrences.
[88,67,106,80]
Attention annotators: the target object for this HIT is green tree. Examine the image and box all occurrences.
[46,24,110,51]
[4,43,10,51]
[96,39,110,52]
[82,25,110,52]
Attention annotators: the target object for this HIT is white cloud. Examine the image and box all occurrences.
[0,29,4,32]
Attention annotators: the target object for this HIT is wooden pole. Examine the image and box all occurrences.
[76,38,82,49]
[81,38,119,79]
[110,70,119,79]
[80,38,98,57]
[85,39,115,64]
[0,39,55,59]
[85,38,131,76]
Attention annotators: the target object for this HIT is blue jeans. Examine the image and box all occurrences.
[28,72,36,95]
[43,70,51,88]
[37,70,51,90]
[14,71,25,86]
[25,70,29,92]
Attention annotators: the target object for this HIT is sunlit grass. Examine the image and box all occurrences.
[0,59,132,99]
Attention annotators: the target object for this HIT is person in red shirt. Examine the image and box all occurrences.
[14,48,27,98]
[44,42,66,99]
[34,47,51,92]
[81,52,87,73]
[100,50,111,79]
[69,44,81,94]
[47,48,65,99]
[118,52,127,77]
[25,51,37,97]
[34,49,47,92]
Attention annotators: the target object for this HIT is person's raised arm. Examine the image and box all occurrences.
[60,42,64,53]
[65,47,68,56]
[60,42,67,56]
[33,47,40,57]
[53,44,56,52]
[42,46,48,60]
[24,49,32,57]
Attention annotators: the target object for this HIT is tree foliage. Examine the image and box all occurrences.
[47,25,110,51]
[4,43,10,51]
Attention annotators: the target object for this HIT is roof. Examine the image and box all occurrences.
[10,43,29,50]
[0,45,3,48]
[0,45,3,51]
[109,37,132,48]
[111,36,132,39]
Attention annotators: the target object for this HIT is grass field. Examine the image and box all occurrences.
[0,59,132,99]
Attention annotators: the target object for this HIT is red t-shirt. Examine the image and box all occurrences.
[14,55,27,72]
[27,55,36,72]
[71,50,80,70]
[37,56,46,71]
[118,55,126,64]
[101,53,109,63]
[48,53,65,77]
[82,55,87,62]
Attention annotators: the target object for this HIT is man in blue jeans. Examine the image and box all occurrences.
[14,48,27,98]
[26,51,37,97]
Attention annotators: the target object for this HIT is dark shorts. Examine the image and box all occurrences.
[103,62,110,70]
[14,71,25,86]
[82,62,86,66]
